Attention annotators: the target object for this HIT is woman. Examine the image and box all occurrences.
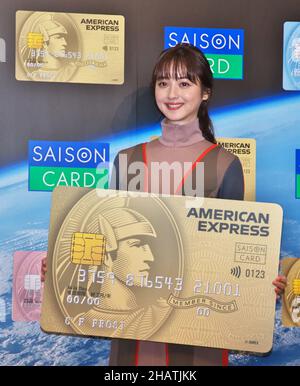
[108,43,287,366]
[42,43,286,366]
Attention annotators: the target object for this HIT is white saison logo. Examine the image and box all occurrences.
[0,38,6,63]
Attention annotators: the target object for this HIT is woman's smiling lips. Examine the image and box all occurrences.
[165,103,184,110]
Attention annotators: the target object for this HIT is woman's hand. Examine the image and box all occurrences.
[41,258,47,283]
[272,275,287,300]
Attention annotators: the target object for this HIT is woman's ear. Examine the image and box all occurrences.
[202,89,210,101]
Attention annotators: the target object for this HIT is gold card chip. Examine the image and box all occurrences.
[71,233,105,266]
[27,32,44,49]
[293,279,300,295]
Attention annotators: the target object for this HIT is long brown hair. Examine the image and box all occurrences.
[152,43,216,144]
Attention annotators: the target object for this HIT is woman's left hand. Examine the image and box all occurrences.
[272,275,287,300]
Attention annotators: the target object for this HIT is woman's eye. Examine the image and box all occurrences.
[157,81,168,87]
[180,81,190,87]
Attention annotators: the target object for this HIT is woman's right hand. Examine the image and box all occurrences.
[41,257,47,282]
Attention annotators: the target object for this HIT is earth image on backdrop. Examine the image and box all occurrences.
[0,93,300,366]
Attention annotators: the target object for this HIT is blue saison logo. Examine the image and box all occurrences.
[164,27,244,79]
[28,140,109,191]
[296,150,300,198]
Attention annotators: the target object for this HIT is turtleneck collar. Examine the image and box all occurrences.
[158,118,204,147]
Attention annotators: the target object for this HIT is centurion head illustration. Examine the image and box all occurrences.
[98,198,157,253]
[36,14,67,42]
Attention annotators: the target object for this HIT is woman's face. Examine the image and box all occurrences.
[155,67,209,125]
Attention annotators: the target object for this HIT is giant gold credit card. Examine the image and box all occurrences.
[41,187,283,353]
[16,11,125,84]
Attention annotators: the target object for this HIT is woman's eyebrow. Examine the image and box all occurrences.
[156,76,169,80]
[156,75,188,80]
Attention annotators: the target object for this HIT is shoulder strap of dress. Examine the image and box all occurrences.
[175,143,219,195]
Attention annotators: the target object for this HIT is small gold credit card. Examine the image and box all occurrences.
[16,11,125,84]
[217,138,256,202]
[282,258,300,327]
[41,187,282,353]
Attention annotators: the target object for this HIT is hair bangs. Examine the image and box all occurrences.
[153,51,201,85]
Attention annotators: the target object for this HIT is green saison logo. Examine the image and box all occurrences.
[297,174,300,199]
[29,166,108,191]
[206,54,243,79]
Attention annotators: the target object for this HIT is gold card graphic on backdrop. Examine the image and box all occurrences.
[16,11,125,84]
[217,138,256,202]
[149,136,256,201]
[282,258,300,327]
[41,187,282,353]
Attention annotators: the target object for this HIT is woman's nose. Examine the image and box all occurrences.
[167,83,178,99]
